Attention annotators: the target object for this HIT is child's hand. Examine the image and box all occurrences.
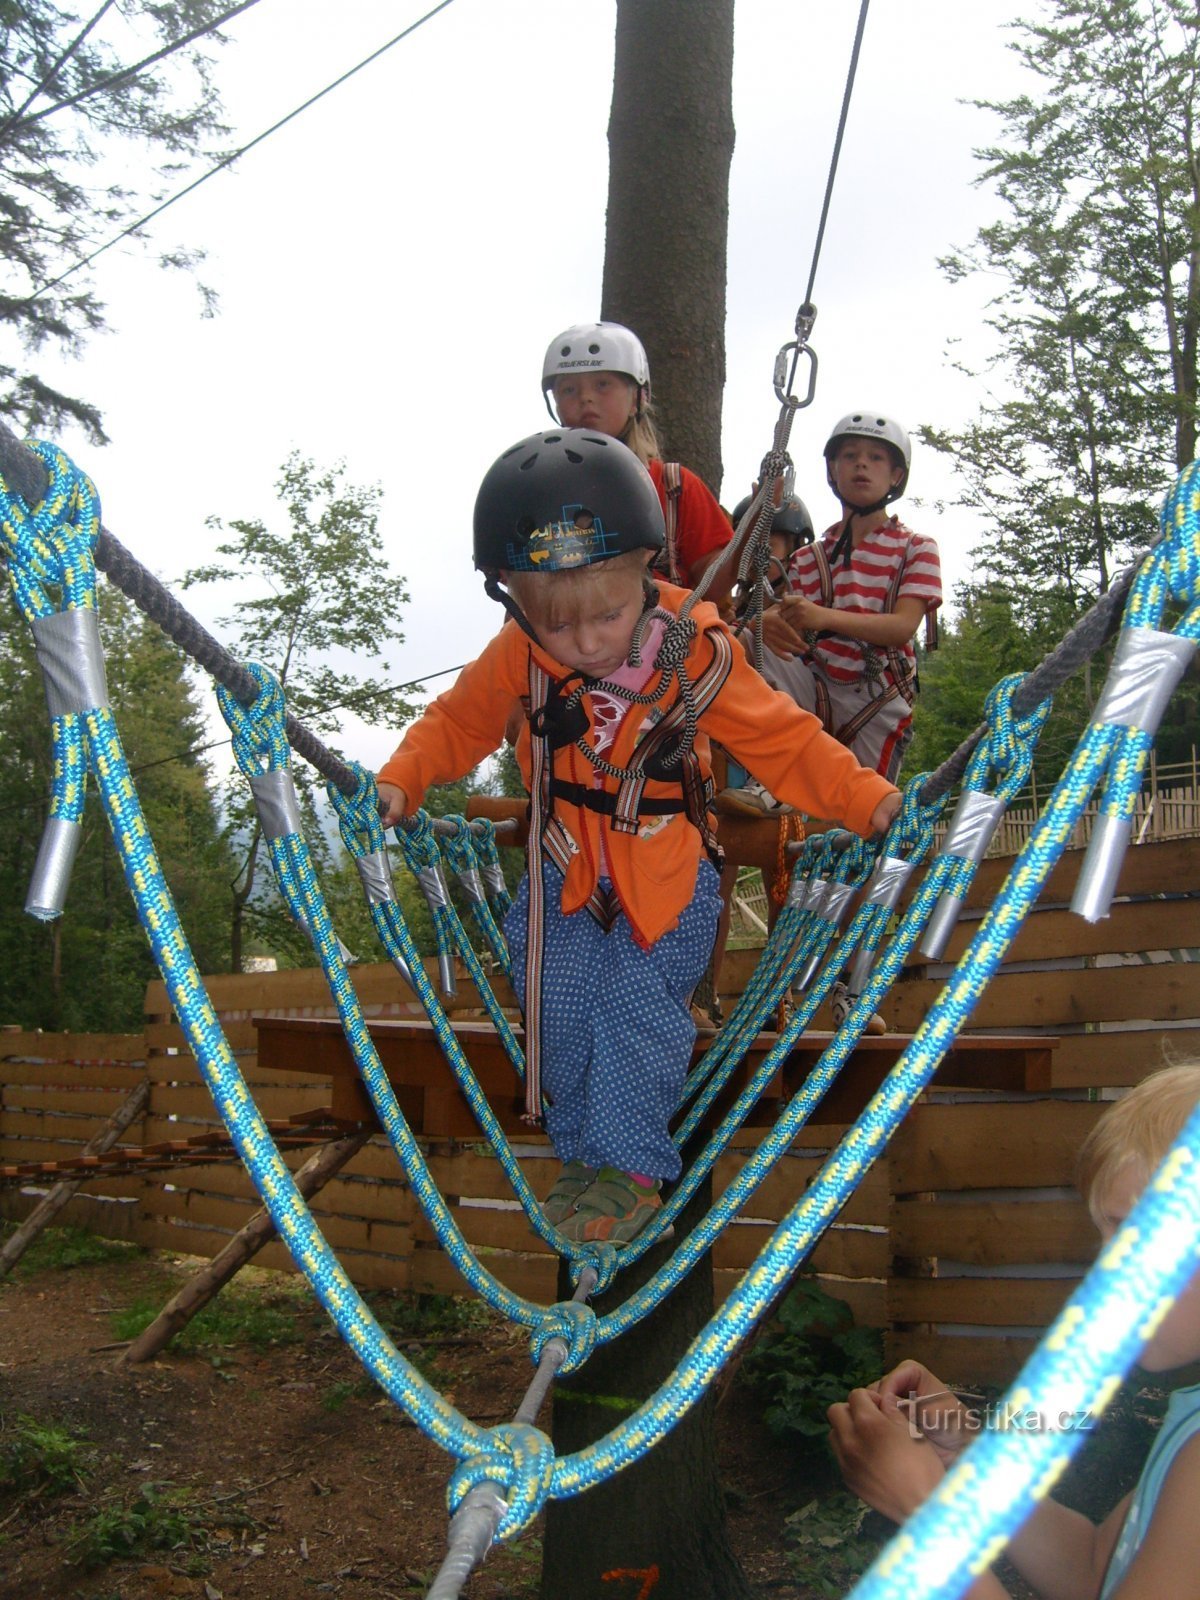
[376,782,408,829]
[871,1359,977,1466]
[828,1385,947,1524]
[760,603,809,660]
[869,790,902,835]
[778,594,825,633]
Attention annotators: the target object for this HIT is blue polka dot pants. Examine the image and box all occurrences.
[504,857,721,1181]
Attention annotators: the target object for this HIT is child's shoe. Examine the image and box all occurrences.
[559,1167,663,1247]
[716,778,795,817]
[830,979,887,1037]
[540,1160,597,1227]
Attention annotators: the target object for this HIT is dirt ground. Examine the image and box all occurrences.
[0,1235,840,1600]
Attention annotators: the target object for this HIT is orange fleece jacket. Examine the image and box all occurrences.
[377,587,896,949]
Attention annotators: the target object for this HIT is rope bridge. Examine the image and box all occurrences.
[0,427,1197,1600]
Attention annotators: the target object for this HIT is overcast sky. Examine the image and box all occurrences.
[32,0,1035,774]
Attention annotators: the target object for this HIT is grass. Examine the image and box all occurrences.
[110,1277,309,1353]
[369,1289,491,1340]
[0,1222,143,1277]
[0,1415,93,1497]
[67,1481,254,1572]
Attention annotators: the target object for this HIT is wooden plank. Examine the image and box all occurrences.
[889,965,1197,1033]
[889,1276,1081,1328]
[0,1061,147,1089]
[715,1272,887,1325]
[0,1032,146,1063]
[143,1186,415,1258]
[408,1244,556,1304]
[0,1175,147,1207]
[0,1111,138,1144]
[0,1088,136,1117]
[882,1331,1038,1388]
[891,1102,1104,1192]
[958,839,1197,912]
[714,1149,890,1228]
[713,1221,888,1279]
[0,1135,158,1169]
[920,896,1199,970]
[1049,1029,1200,1089]
[146,1084,332,1123]
[145,1021,259,1053]
[891,1199,1097,1265]
[0,1187,147,1233]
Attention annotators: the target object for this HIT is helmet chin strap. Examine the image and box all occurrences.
[483,574,542,644]
[828,490,896,568]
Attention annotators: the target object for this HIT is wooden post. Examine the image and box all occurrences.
[0,1078,150,1278]
[118,1128,372,1364]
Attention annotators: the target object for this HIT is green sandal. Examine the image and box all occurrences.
[557,1167,663,1247]
[540,1160,597,1227]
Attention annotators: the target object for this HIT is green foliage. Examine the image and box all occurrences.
[69,1483,209,1570]
[924,0,1200,636]
[370,1289,490,1340]
[182,453,413,972]
[111,1282,306,1352]
[0,1222,144,1276]
[783,1492,890,1598]
[0,1415,92,1497]
[742,1278,883,1444]
[0,584,233,1029]
[0,2,235,441]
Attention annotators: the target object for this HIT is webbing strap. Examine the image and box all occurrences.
[652,461,684,585]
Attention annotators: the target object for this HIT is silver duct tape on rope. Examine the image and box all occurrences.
[481,861,508,898]
[848,855,915,993]
[1073,629,1197,924]
[31,608,110,718]
[795,879,856,992]
[454,866,486,905]
[354,851,415,989]
[249,770,303,840]
[920,792,1008,960]
[25,816,83,921]
[416,865,458,998]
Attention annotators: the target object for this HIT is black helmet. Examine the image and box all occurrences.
[473,429,665,573]
[731,493,815,548]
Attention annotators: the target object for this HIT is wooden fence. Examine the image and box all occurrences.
[2,837,1197,1384]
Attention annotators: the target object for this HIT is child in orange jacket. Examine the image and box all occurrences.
[377,429,899,1248]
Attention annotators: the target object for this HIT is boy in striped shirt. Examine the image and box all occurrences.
[723,409,941,1030]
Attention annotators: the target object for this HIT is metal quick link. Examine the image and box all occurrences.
[25,815,83,921]
[1091,628,1196,731]
[249,770,303,840]
[31,608,109,717]
[356,849,396,906]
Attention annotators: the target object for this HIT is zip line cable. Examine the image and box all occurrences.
[10,0,268,132]
[800,0,871,313]
[27,0,458,303]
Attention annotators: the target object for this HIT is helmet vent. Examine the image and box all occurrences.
[559,344,571,356]
[519,454,538,472]
[582,434,609,446]
[565,448,583,464]
[588,342,600,354]
[515,516,537,540]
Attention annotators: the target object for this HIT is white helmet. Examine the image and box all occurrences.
[541,321,651,419]
[824,409,911,499]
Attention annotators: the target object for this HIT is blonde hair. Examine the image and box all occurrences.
[503,549,651,630]
[620,407,663,466]
[1077,1061,1200,1228]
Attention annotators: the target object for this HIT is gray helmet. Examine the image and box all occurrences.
[473,428,664,574]
[731,493,814,550]
[541,321,651,420]
[823,409,911,499]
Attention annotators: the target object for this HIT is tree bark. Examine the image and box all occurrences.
[601,0,735,495]
[118,1128,371,1364]
[539,1171,751,1600]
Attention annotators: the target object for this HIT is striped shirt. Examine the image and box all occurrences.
[784,516,941,686]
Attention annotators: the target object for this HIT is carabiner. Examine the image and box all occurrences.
[773,339,819,410]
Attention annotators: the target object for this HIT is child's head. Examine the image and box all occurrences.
[542,322,662,466]
[731,493,814,566]
[1077,1061,1200,1371]
[823,410,911,511]
[1078,1061,1200,1230]
[474,428,664,673]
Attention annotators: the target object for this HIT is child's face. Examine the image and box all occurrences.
[1097,1163,1200,1371]
[512,561,647,679]
[831,437,904,508]
[553,370,639,438]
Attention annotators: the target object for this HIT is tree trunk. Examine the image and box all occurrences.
[540,1171,751,1600]
[601,0,735,495]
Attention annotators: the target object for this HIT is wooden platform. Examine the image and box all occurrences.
[253,1014,1058,1137]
